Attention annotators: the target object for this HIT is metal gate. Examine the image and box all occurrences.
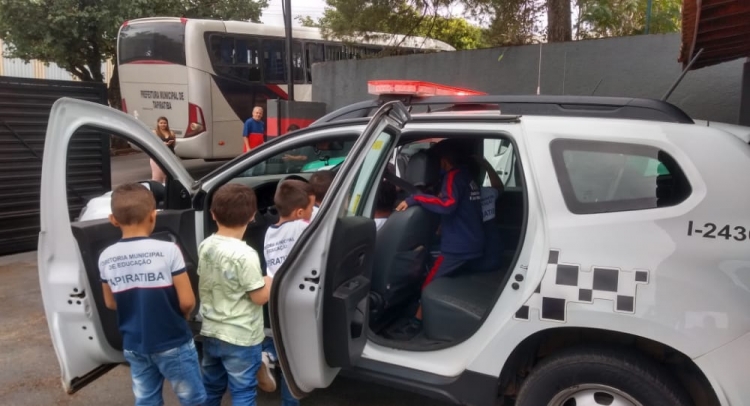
[0,76,110,256]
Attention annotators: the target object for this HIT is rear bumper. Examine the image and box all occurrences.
[695,331,750,405]
[174,134,210,159]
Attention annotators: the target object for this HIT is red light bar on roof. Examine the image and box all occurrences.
[368,80,486,97]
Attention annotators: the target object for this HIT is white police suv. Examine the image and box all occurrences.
[39,81,750,406]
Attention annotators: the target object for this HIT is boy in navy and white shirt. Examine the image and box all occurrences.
[98,183,205,406]
[393,141,485,338]
[262,179,315,406]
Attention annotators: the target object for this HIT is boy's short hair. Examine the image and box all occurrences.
[275,180,314,217]
[211,183,257,227]
[375,179,397,212]
[111,183,156,225]
[309,170,335,203]
[430,139,466,166]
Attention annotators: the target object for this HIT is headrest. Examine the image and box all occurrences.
[403,151,439,188]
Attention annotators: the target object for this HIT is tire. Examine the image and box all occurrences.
[515,345,693,406]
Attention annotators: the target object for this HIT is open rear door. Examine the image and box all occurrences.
[38,98,195,393]
[269,101,410,397]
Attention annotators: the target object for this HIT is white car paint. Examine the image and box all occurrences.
[39,97,750,405]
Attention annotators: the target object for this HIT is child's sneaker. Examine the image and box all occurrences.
[257,352,277,392]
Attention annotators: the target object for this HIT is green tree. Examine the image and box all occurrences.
[478,0,545,45]
[302,1,485,51]
[576,0,681,38]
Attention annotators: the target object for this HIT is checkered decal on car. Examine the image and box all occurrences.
[514,250,650,323]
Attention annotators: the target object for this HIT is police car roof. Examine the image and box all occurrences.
[311,95,695,127]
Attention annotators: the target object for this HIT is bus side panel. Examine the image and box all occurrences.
[210,76,244,159]
[119,64,189,136]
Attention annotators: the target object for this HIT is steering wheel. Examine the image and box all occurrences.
[279,174,309,183]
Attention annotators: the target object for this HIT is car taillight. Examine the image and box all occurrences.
[185,103,205,138]
[121,98,128,113]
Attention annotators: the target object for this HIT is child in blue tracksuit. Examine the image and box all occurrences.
[393,142,484,338]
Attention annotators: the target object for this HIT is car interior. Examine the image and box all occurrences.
[367,135,526,349]
[200,132,527,350]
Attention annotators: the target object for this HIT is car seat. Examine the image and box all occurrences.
[369,151,440,324]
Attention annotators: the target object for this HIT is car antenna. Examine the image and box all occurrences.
[536,43,543,95]
[662,48,704,102]
[590,78,603,95]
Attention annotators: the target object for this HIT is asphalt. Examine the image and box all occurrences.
[0,153,448,405]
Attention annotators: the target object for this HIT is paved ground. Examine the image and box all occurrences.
[111,152,225,187]
[0,252,447,405]
[0,154,448,405]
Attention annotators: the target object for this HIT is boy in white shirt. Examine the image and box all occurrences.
[261,179,315,406]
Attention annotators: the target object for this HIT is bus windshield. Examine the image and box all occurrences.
[118,21,186,65]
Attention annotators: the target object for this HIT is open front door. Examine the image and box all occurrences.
[269,101,410,397]
[38,98,196,393]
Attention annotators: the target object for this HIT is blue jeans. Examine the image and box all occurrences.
[262,337,300,406]
[123,339,206,406]
[201,337,262,406]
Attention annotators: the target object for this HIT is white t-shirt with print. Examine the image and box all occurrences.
[481,187,499,222]
[263,220,309,278]
[311,205,320,220]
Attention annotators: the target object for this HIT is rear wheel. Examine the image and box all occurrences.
[515,346,692,406]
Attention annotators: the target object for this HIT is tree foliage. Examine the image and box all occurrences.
[307,0,681,49]
[576,0,681,38]
[304,0,485,50]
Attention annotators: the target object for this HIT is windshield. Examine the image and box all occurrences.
[240,141,354,177]
[118,22,186,65]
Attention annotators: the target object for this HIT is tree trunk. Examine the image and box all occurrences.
[108,62,121,110]
[547,0,572,42]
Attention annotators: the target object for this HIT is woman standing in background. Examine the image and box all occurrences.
[150,116,176,183]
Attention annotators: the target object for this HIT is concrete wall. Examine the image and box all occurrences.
[312,33,745,124]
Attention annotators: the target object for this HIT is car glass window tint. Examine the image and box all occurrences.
[551,139,691,214]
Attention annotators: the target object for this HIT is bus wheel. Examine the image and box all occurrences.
[515,346,692,406]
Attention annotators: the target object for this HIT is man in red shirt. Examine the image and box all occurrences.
[243,106,265,153]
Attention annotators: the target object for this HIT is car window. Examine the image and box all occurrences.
[484,138,517,188]
[551,139,691,214]
[240,140,355,177]
[346,131,394,216]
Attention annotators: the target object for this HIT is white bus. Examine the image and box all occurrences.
[117,17,455,159]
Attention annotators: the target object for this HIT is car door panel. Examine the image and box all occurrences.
[39,98,196,393]
[269,101,410,397]
[70,210,199,351]
[323,216,375,368]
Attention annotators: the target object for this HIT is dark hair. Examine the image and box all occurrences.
[111,183,156,226]
[375,179,397,212]
[430,140,465,166]
[287,124,300,132]
[309,170,335,203]
[211,183,257,227]
[275,180,314,217]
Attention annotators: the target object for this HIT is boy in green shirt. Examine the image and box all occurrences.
[198,183,274,406]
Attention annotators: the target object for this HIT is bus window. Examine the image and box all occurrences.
[292,41,305,83]
[119,21,186,65]
[235,38,261,82]
[263,39,286,83]
[306,43,325,81]
[325,45,343,61]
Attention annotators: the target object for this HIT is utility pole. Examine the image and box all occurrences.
[645,0,653,34]
[283,0,295,101]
